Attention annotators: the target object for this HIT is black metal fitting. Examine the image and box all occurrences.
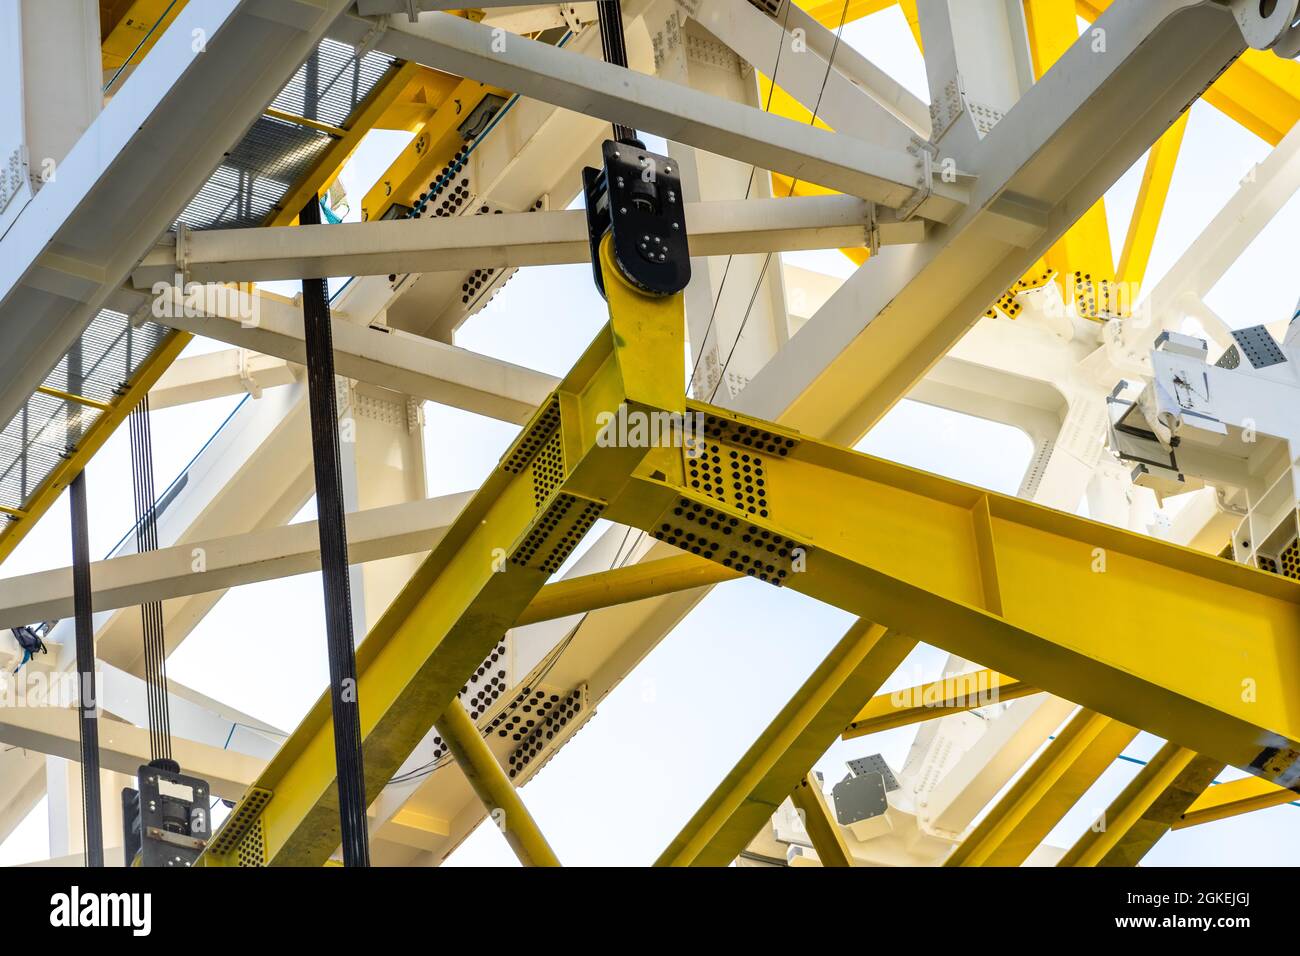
[583,140,691,298]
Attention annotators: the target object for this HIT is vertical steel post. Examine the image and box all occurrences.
[299,196,370,867]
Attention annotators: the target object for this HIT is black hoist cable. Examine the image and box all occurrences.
[129,396,173,765]
[298,195,370,867]
[70,472,103,866]
[67,340,103,867]
[596,0,639,144]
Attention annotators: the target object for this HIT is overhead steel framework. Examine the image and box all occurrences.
[1,0,1300,868]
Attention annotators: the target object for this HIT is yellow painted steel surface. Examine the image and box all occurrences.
[1078,0,1300,145]
[1175,775,1299,829]
[843,669,1037,739]
[434,699,560,866]
[1023,0,1114,313]
[1057,743,1221,866]
[360,79,508,223]
[944,710,1137,867]
[0,330,191,564]
[656,619,916,866]
[200,235,684,865]
[603,399,1300,790]
[1116,112,1188,290]
[208,233,1300,862]
[790,773,854,867]
[516,554,739,626]
[100,0,188,74]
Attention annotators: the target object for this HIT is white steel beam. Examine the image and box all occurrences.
[656,10,794,402]
[16,0,101,192]
[690,0,917,149]
[917,0,1033,155]
[132,195,915,285]
[53,381,319,675]
[340,11,968,220]
[157,289,557,425]
[344,4,1261,861]
[1113,115,1300,362]
[0,493,472,633]
[765,0,932,137]
[0,0,353,433]
[150,349,298,410]
[0,750,44,847]
[739,0,1249,446]
[0,702,261,801]
[197,1,1253,864]
[340,385,431,632]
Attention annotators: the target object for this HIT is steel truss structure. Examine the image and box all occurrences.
[2,0,1300,868]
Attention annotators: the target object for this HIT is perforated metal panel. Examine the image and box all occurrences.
[1215,345,1241,370]
[208,786,272,864]
[847,754,900,791]
[651,496,807,587]
[510,493,604,575]
[502,398,561,475]
[832,773,887,825]
[531,430,565,506]
[1280,539,1300,580]
[236,820,266,867]
[1230,325,1287,369]
[504,684,588,779]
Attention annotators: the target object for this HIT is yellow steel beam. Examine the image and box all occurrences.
[656,619,916,866]
[1078,0,1300,145]
[269,60,425,228]
[826,0,1300,148]
[1023,0,1114,311]
[34,385,113,412]
[199,236,685,866]
[602,402,1300,790]
[759,78,870,266]
[843,669,1037,739]
[1116,111,1188,290]
[1203,49,1300,145]
[800,0,897,27]
[900,0,921,48]
[1057,743,1222,866]
[100,0,188,74]
[263,108,348,139]
[1174,775,1299,830]
[944,709,1137,867]
[789,772,854,867]
[516,554,739,626]
[434,699,560,866]
[360,77,506,223]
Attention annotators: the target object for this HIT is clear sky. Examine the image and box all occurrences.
[3,6,1298,866]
